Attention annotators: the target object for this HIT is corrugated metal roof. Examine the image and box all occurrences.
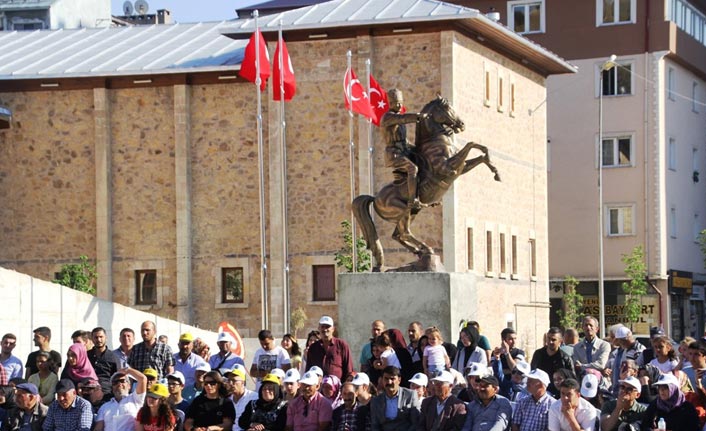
[0,21,247,80]
[0,0,54,10]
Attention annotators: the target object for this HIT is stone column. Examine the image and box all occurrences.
[94,88,112,301]
[174,84,193,324]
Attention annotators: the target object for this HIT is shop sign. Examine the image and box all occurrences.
[669,269,693,295]
[581,295,659,334]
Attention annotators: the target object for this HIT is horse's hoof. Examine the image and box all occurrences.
[372,266,382,273]
[494,173,501,182]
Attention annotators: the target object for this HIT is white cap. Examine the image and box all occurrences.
[615,326,631,339]
[299,371,319,386]
[309,366,324,377]
[166,371,185,385]
[581,373,598,398]
[513,361,530,376]
[526,369,550,387]
[217,332,235,343]
[270,368,286,380]
[195,363,211,372]
[466,363,491,377]
[319,316,334,326]
[409,372,428,387]
[351,373,370,386]
[283,369,300,383]
[431,370,454,384]
[652,373,679,387]
[619,376,642,394]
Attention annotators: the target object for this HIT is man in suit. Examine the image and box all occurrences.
[418,371,466,431]
[572,316,611,373]
[370,366,420,431]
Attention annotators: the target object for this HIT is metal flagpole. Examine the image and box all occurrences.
[278,21,291,332]
[254,10,269,329]
[347,50,357,273]
[365,59,374,196]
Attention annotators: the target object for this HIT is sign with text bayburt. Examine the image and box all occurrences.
[581,295,659,334]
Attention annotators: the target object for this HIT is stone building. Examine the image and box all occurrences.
[0,0,574,352]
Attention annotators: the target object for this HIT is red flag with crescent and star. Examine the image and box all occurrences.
[273,36,296,101]
[343,67,375,121]
[239,29,270,92]
[369,74,388,126]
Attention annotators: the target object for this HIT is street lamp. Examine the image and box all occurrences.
[598,54,617,336]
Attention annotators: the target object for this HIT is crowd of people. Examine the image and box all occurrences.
[0,315,705,430]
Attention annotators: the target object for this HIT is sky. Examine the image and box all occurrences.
[111,0,261,23]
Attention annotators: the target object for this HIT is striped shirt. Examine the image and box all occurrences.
[128,341,174,380]
[513,392,555,431]
[43,395,93,431]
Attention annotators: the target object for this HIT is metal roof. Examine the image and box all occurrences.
[0,21,247,80]
[223,0,576,75]
[0,0,54,10]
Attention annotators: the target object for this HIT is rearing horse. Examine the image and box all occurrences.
[352,95,501,272]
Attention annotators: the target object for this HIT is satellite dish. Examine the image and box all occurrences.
[134,0,149,15]
[122,1,134,15]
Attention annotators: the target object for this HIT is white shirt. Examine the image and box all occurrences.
[381,349,401,369]
[231,389,259,431]
[251,345,291,388]
[547,397,597,431]
[96,391,146,431]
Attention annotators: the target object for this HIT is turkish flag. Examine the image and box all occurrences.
[273,37,296,101]
[343,67,375,121]
[239,29,270,92]
[369,74,388,126]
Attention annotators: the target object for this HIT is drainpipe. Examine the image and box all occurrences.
[647,278,664,328]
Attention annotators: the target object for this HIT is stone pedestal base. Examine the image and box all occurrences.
[337,272,479,356]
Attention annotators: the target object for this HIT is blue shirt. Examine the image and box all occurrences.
[208,352,245,371]
[173,352,208,387]
[43,396,93,431]
[384,394,399,420]
[1,355,24,380]
[462,395,512,431]
[513,392,555,431]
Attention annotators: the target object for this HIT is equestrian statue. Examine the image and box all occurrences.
[352,90,501,272]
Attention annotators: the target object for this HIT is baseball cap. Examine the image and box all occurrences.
[319,316,334,326]
[270,368,286,381]
[262,374,280,385]
[15,383,38,395]
[581,373,598,398]
[78,377,100,388]
[479,375,499,386]
[409,372,428,387]
[195,363,211,373]
[619,376,642,394]
[614,326,631,339]
[513,361,530,376]
[650,326,665,338]
[167,371,185,385]
[299,371,319,386]
[652,373,679,387]
[309,366,324,377]
[283,369,300,383]
[143,368,158,379]
[179,333,194,342]
[351,372,370,387]
[147,383,169,399]
[224,368,246,381]
[217,332,235,343]
[431,370,454,384]
[526,369,550,387]
[466,363,491,377]
[55,379,75,393]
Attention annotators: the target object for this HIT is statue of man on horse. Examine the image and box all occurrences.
[353,92,501,272]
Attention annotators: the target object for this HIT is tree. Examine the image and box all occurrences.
[699,230,706,269]
[621,245,648,329]
[334,220,371,272]
[557,275,583,330]
[53,255,97,295]
[290,307,307,339]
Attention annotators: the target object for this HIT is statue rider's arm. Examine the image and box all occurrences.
[380,112,424,128]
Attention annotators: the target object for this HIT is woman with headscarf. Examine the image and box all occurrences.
[386,329,414,386]
[640,373,699,430]
[60,343,98,387]
[451,325,487,374]
[239,374,288,431]
[320,375,342,409]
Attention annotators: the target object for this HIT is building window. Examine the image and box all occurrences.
[601,61,632,96]
[313,264,335,301]
[486,230,493,273]
[508,0,545,34]
[221,267,244,303]
[668,137,677,171]
[597,0,635,25]
[467,227,474,270]
[602,136,633,167]
[135,270,157,305]
[529,238,537,278]
[510,83,516,116]
[498,75,505,112]
[484,68,491,106]
[670,207,677,238]
[668,68,676,100]
[606,205,634,236]
[693,81,699,112]
[511,235,518,276]
[499,233,507,274]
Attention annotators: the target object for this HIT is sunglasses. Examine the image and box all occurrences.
[203,380,218,386]
[112,379,128,385]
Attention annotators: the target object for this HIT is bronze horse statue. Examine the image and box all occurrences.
[352,95,501,272]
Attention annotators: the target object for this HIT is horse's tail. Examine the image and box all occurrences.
[352,195,378,249]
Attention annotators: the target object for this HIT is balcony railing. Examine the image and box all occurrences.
[668,0,706,46]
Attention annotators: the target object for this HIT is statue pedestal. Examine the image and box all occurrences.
[337,272,478,356]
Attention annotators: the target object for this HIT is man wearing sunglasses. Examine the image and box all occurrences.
[94,366,147,431]
[599,376,644,431]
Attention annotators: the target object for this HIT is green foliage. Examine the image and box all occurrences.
[557,275,583,330]
[290,307,307,339]
[334,220,372,273]
[621,245,648,329]
[53,255,97,295]
[699,230,706,269]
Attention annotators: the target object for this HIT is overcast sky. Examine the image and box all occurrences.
[112,0,261,23]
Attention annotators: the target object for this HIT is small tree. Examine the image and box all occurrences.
[334,220,371,273]
[699,230,706,269]
[53,255,97,295]
[290,307,307,339]
[557,275,583,330]
[621,245,648,329]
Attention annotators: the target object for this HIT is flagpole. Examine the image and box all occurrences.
[278,21,291,332]
[347,50,357,273]
[254,10,269,329]
[365,59,374,196]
